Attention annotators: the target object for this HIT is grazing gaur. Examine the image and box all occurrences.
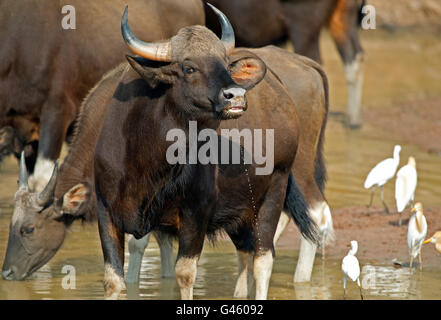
[91,5,318,300]
[205,0,365,128]
[126,46,333,286]
[1,64,126,281]
[0,0,205,192]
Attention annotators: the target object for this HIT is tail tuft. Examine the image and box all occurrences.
[284,172,319,245]
[319,203,336,246]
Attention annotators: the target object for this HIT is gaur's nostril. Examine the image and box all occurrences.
[223,91,234,100]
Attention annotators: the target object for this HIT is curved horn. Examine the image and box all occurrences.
[207,3,235,55]
[121,6,171,62]
[18,151,29,190]
[37,160,59,206]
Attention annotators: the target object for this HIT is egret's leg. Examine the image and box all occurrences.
[418,250,423,271]
[409,256,414,271]
[357,278,364,300]
[367,186,377,208]
[380,186,390,214]
[343,276,347,299]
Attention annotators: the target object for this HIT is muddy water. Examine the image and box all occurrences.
[0,115,440,299]
[1,25,441,300]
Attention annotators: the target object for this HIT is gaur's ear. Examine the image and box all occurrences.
[229,57,266,90]
[59,183,91,216]
[126,55,179,89]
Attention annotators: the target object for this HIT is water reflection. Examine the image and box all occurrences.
[361,264,426,299]
[32,265,53,295]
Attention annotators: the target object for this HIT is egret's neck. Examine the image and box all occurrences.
[348,247,358,255]
[415,210,424,233]
[393,150,400,163]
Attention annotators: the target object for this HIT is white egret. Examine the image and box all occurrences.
[395,156,417,226]
[424,231,441,254]
[364,144,401,213]
[407,202,427,271]
[342,240,363,300]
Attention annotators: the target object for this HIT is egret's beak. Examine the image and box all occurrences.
[423,238,432,244]
[347,243,351,247]
[411,207,417,213]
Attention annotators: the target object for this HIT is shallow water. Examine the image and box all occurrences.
[1,232,441,300]
[1,116,440,299]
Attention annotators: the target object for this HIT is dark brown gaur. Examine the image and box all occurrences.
[92,6,317,299]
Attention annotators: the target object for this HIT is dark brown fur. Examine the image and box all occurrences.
[205,0,364,65]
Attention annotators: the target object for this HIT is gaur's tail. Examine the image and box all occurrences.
[284,172,319,244]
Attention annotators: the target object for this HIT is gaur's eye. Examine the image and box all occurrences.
[183,66,195,75]
[22,226,35,235]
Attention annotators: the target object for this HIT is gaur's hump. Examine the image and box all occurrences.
[171,25,226,61]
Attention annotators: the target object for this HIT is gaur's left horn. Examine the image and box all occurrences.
[18,151,29,190]
[121,6,172,62]
[37,160,59,206]
[207,3,235,55]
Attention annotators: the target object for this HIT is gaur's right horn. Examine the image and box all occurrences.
[121,6,172,62]
[207,3,235,55]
